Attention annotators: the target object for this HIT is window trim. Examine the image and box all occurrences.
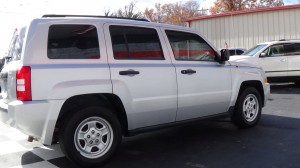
[109,25,165,61]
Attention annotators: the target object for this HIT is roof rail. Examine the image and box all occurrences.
[278,39,300,41]
[42,14,149,22]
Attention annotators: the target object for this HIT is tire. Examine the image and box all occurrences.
[231,87,262,128]
[59,106,122,167]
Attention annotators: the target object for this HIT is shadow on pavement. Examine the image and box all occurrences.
[99,114,300,168]
[22,114,299,168]
[270,83,300,94]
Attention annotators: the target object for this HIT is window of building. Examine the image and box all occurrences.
[165,30,216,61]
[48,25,100,59]
[110,26,164,60]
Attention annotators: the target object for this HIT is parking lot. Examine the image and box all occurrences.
[0,83,300,168]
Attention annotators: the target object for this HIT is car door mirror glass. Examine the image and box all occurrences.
[260,53,267,57]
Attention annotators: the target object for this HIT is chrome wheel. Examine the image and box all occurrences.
[74,117,113,159]
[243,94,259,122]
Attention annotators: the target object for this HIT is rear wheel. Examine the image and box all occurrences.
[59,107,122,167]
[232,87,262,128]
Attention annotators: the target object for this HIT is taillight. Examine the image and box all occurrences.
[16,66,32,101]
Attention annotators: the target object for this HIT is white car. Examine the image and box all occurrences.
[230,40,300,83]
[0,15,270,167]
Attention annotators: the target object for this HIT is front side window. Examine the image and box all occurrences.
[110,26,164,60]
[262,44,285,57]
[48,25,100,59]
[165,30,216,62]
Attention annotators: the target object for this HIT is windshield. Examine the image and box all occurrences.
[243,44,267,56]
[6,27,26,62]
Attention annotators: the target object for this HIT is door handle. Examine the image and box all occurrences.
[119,70,140,75]
[181,69,196,74]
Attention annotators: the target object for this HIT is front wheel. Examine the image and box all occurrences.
[231,87,262,128]
[59,107,122,167]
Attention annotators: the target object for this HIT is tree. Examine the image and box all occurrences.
[114,1,143,19]
[144,3,163,22]
[144,0,203,26]
[210,0,284,14]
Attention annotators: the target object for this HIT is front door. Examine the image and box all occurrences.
[163,29,232,121]
[259,44,288,77]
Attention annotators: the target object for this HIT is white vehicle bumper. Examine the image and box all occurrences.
[0,99,64,145]
[264,83,271,106]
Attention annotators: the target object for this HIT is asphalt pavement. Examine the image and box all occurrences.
[0,83,300,168]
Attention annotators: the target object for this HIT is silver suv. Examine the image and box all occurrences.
[0,15,270,167]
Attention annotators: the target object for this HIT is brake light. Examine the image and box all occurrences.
[16,66,32,101]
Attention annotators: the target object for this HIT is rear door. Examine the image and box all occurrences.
[104,24,177,130]
[163,29,232,121]
[286,43,300,77]
[258,44,288,77]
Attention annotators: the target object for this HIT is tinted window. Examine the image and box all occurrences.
[48,25,100,59]
[236,50,244,55]
[110,26,164,60]
[285,43,300,56]
[165,30,215,61]
[229,50,236,56]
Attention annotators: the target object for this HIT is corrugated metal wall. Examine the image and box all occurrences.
[190,8,300,50]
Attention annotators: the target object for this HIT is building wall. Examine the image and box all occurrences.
[190,8,300,50]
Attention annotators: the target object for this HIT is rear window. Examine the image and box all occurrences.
[48,25,100,59]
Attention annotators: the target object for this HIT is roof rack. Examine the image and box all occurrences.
[278,39,300,41]
[42,14,149,22]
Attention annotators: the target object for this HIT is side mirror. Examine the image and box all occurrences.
[259,53,266,57]
[219,49,230,63]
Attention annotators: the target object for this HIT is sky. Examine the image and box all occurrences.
[0,0,299,55]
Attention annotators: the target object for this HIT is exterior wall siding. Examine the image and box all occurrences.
[190,8,300,50]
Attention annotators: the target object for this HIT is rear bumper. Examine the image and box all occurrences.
[0,99,64,145]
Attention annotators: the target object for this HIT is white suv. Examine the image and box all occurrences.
[230,40,300,83]
[0,15,270,167]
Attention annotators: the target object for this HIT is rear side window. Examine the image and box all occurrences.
[285,43,300,56]
[109,26,164,60]
[48,25,100,59]
[165,30,216,61]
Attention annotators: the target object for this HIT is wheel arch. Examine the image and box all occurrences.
[52,93,129,144]
[238,80,265,107]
